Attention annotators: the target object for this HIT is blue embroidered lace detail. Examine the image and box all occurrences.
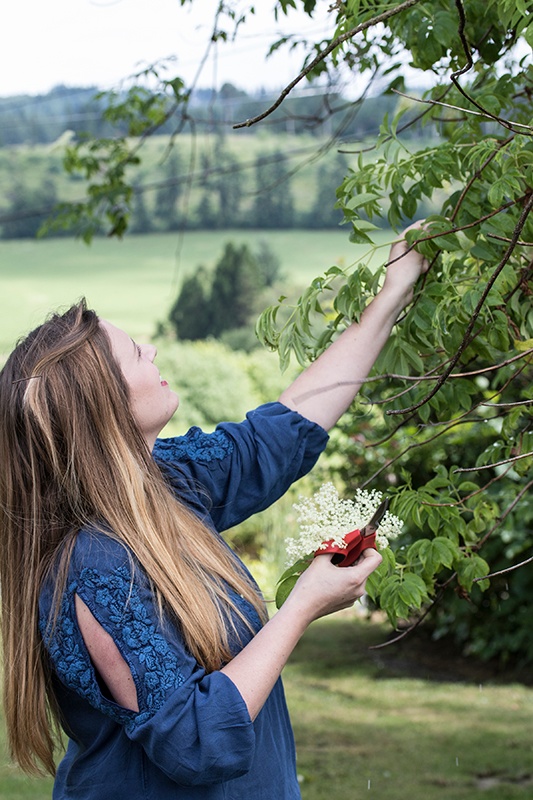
[40,565,184,730]
[154,428,234,463]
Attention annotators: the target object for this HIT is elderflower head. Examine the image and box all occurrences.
[285,482,403,564]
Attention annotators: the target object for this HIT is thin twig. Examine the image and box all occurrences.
[481,399,533,408]
[368,588,446,650]
[361,418,470,486]
[454,450,533,473]
[422,466,514,507]
[369,347,533,392]
[450,137,514,223]
[392,90,533,135]
[474,555,533,583]
[451,350,533,377]
[338,85,454,156]
[476,478,533,549]
[487,234,533,247]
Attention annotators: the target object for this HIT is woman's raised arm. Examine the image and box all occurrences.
[279,224,428,431]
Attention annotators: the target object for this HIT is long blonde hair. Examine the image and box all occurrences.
[0,300,266,777]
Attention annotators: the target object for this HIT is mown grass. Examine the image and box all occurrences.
[285,615,533,800]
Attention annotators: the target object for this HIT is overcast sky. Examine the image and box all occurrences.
[0,0,336,97]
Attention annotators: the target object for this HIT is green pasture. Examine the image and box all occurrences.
[0,228,392,356]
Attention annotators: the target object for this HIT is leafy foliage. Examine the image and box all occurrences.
[48,0,533,661]
[253,0,533,661]
[154,335,296,435]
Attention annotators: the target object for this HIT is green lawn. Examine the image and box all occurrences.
[0,228,392,355]
[286,615,533,800]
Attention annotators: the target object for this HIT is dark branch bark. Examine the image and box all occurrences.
[387,192,533,416]
[233,0,424,129]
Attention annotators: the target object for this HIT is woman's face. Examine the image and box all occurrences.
[100,320,179,448]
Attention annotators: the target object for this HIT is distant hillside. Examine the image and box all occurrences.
[0,82,421,146]
[0,83,437,239]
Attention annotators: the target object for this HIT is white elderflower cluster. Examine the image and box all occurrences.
[285,482,403,563]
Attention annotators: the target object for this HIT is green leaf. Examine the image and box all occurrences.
[344,192,381,211]
[277,557,312,584]
[428,537,458,569]
[275,575,299,608]
[380,572,428,624]
[456,555,490,593]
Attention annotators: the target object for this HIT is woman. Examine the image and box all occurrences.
[0,229,427,799]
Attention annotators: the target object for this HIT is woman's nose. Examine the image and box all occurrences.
[143,344,157,361]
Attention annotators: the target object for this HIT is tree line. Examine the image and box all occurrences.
[168,240,282,351]
[0,140,355,239]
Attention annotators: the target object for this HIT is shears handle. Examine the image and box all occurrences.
[315,528,377,567]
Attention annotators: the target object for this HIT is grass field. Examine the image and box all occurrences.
[0,228,392,355]
[285,615,533,800]
[0,132,344,212]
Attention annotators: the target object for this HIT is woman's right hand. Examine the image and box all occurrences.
[283,548,383,625]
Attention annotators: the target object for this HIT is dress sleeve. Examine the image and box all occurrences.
[153,401,329,531]
[39,535,256,787]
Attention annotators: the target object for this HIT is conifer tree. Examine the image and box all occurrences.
[210,243,262,336]
[169,267,211,340]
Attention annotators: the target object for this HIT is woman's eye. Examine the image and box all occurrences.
[136,344,142,358]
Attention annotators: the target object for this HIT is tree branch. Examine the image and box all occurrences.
[392,90,533,135]
[422,467,514,508]
[387,192,533,416]
[481,399,533,408]
[361,418,471,486]
[233,0,424,129]
[368,346,533,395]
[449,0,533,136]
[450,137,514,223]
[474,555,533,583]
[454,450,533,473]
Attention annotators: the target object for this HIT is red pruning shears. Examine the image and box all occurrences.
[315,498,389,567]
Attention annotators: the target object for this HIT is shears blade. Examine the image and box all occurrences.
[361,497,389,538]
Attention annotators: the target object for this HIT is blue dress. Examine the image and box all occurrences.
[39,403,328,799]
